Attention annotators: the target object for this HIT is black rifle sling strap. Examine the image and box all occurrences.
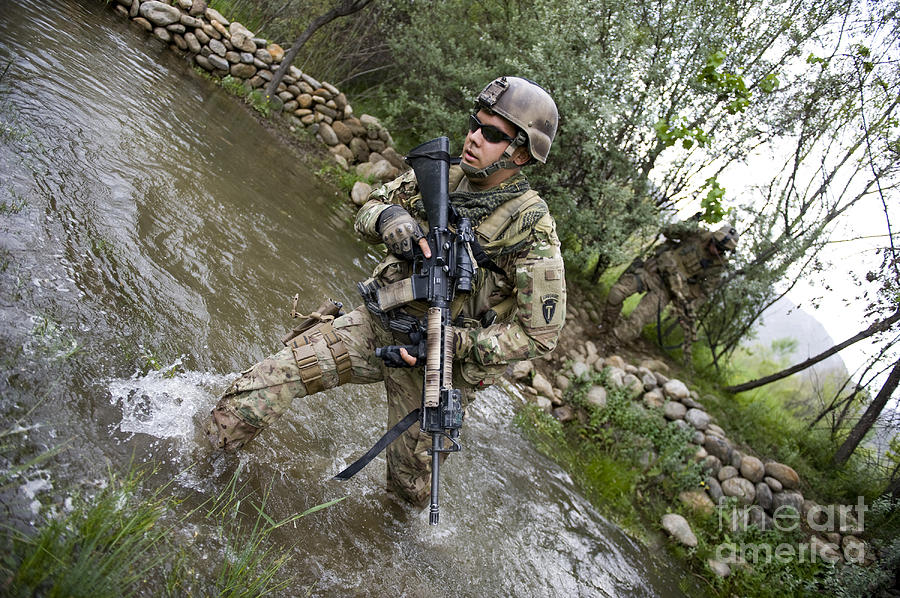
[468,237,505,276]
[332,408,421,481]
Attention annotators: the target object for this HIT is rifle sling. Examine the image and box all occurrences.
[332,408,421,481]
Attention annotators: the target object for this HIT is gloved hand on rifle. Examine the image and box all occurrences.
[376,329,426,367]
[376,205,432,260]
[377,328,469,368]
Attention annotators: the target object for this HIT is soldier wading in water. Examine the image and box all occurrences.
[205,76,566,507]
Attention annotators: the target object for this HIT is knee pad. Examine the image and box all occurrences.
[285,321,352,393]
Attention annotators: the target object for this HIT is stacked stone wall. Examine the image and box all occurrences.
[109,0,404,186]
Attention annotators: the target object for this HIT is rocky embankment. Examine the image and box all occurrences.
[505,316,879,576]
[108,0,405,187]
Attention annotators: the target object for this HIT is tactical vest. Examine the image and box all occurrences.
[671,234,721,280]
[363,169,548,324]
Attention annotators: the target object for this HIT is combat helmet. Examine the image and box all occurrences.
[463,76,559,178]
[712,223,739,251]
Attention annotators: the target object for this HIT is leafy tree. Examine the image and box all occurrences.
[362,0,855,280]
[694,3,900,373]
[264,0,375,99]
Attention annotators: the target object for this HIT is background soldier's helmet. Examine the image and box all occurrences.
[475,76,559,163]
[712,224,739,251]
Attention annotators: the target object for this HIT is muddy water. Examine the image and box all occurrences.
[0,1,705,595]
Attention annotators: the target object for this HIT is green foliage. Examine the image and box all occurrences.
[317,163,375,194]
[515,366,704,531]
[689,499,829,598]
[218,76,272,118]
[700,177,728,224]
[246,89,272,117]
[697,50,752,115]
[817,536,900,598]
[694,356,885,503]
[515,402,643,529]
[194,471,345,598]
[207,0,264,33]
[654,117,711,149]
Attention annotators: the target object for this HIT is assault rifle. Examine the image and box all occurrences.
[335,137,474,526]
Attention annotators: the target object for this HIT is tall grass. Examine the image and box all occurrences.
[0,419,345,596]
[2,467,174,597]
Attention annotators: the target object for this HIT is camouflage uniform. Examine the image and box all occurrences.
[602,223,728,353]
[208,165,566,506]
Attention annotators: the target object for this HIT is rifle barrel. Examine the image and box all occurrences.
[429,434,441,525]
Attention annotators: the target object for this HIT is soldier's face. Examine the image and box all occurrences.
[461,110,522,173]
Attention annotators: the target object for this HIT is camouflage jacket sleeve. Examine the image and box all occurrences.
[454,212,566,376]
[354,170,420,244]
[660,220,705,244]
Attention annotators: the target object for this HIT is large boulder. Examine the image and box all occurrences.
[532,372,555,399]
[621,374,644,399]
[764,462,800,490]
[707,559,731,578]
[661,513,698,547]
[139,1,182,26]
[722,477,756,505]
[205,6,229,25]
[639,358,669,373]
[267,43,285,63]
[809,536,842,564]
[604,355,626,369]
[842,535,874,566]
[510,360,533,380]
[229,24,257,52]
[350,181,372,207]
[586,385,607,409]
[571,360,590,379]
[701,455,722,477]
[717,465,738,482]
[642,388,665,409]
[662,379,690,400]
[755,482,773,511]
[772,490,804,515]
[679,490,715,516]
[748,504,774,531]
[764,476,783,492]
[705,477,724,503]
[704,435,733,463]
[664,401,687,420]
[740,455,765,483]
[684,408,710,431]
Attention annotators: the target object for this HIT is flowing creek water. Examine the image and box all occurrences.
[0,1,707,595]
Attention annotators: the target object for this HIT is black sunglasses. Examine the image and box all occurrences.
[468,113,515,144]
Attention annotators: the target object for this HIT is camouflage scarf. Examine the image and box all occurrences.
[413,173,531,228]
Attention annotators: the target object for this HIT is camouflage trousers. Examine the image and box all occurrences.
[602,270,671,342]
[207,305,455,507]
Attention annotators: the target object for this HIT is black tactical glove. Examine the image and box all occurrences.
[375,330,426,368]
[376,205,424,261]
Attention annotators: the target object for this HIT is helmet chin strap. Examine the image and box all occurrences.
[460,132,527,179]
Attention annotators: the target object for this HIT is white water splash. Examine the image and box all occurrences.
[107,361,233,443]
